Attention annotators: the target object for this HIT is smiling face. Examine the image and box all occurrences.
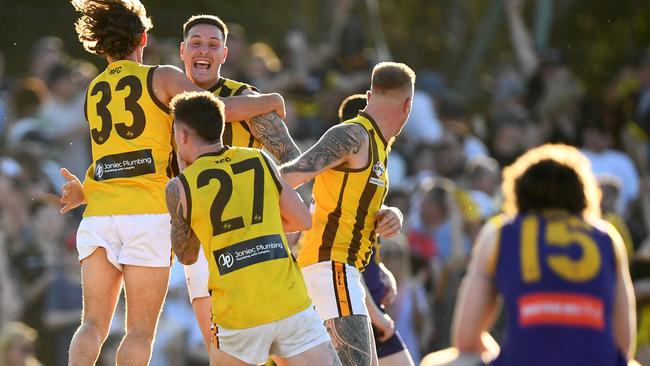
[180,23,228,89]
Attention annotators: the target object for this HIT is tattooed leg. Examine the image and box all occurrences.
[325,315,376,366]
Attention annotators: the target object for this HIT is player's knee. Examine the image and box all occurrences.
[124,328,155,347]
[78,319,110,343]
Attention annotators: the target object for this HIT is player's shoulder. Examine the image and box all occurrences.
[329,121,369,144]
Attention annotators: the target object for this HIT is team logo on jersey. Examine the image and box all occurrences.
[373,161,385,178]
[369,161,386,186]
[96,163,104,179]
[218,253,234,269]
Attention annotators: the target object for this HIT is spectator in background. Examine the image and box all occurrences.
[599,174,635,257]
[0,322,42,366]
[433,130,469,184]
[404,72,445,146]
[580,104,639,214]
[6,78,48,150]
[43,236,82,366]
[219,23,250,82]
[29,36,67,81]
[408,179,470,349]
[383,235,431,365]
[41,63,90,179]
[466,156,501,220]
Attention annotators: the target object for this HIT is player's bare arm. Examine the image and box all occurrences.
[166,178,201,265]
[241,88,301,163]
[280,123,367,188]
[324,315,373,365]
[248,112,301,163]
[154,65,285,121]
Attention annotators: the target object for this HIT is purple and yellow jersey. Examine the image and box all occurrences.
[490,212,627,366]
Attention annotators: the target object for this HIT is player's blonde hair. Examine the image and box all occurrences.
[371,62,415,94]
[502,144,601,220]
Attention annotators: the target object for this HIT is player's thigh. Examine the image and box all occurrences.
[281,341,340,366]
[122,264,170,332]
[209,343,256,366]
[79,247,123,333]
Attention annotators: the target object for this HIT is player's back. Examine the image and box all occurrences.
[178,146,311,329]
[299,112,390,270]
[83,60,175,217]
[492,211,627,366]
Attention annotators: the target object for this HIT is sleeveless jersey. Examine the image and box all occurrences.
[178,146,311,329]
[207,77,261,148]
[83,60,175,216]
[299,112,390,270]
[490,212,627,366]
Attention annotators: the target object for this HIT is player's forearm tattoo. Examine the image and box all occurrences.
[280,124,364,175]
[249,112,301,163]
[324,315,373,366]
[166,181,200,265]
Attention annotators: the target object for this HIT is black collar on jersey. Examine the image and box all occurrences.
[207,77,226,93]
[358,111,388,147]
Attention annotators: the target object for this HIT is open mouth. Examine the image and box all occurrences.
[193,60,211,70]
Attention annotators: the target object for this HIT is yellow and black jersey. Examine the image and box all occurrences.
[208,77,261,149]
[83,60,175,216]
[178,146,310,329]
[299,112,390,270]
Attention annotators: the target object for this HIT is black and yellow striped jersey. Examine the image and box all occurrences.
[299,112,390,270]
[83,60,175,216]
[207,77,262,149]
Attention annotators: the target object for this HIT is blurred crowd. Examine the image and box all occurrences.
[2,1,650,365]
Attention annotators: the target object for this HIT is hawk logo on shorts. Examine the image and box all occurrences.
[218,253,234,269]
[96,163,104,179]
[372,161,385,178]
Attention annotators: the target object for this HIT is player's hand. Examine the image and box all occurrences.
[59,168,85,214]
[375,206,403,238]
[373,312,395,342]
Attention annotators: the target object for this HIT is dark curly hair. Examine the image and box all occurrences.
[171,91,225,143]
[71,0,152,60]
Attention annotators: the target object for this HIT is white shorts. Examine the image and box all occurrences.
[76,214,172,271]
[212,306,330,365]
[301,261,368,321]
[184,245,210,301]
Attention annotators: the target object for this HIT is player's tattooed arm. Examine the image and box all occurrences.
[248,112,301,163]
[280,123,366,188]
[166,178,201,265]
[324,315,373,366]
